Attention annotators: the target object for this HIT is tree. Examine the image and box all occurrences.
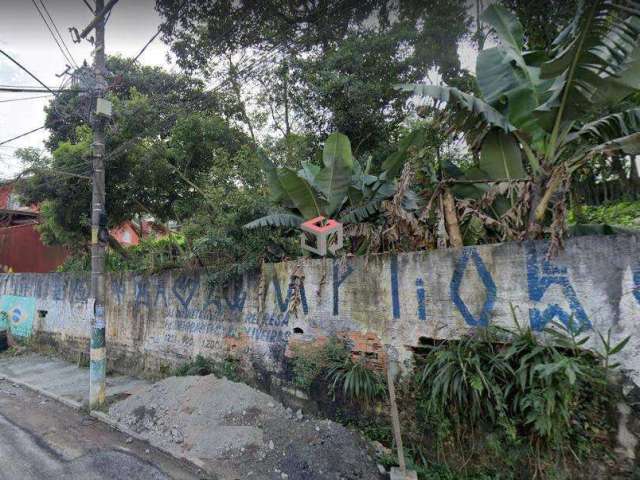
[44,56,226,150]
[19,58,252,249]
[498,0,579,51]
[403,1,640,244]
[156,0,471,160]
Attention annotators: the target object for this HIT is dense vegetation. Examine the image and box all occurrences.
[287,320,629,479]
[15,0,640,276]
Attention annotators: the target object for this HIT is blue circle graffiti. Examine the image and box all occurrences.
[10,308,22,324]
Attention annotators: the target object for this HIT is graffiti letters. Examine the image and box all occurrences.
[273,274,308,315]
[51,277,65,301]
[69,278,89,304]
[390,255,401,319]
[225,285,247,312]
[134,277,151,308]
[526,242,590,331]
[416,278,427,321]
[111,277,125,303]
[633,264,640,306]
[154,277,168,308]
[172,275,200,313]
[450,248,497,327]
[332,259,353,316]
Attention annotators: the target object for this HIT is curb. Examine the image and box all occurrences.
[89,410,208,472]
[0,374,209,477]
[0,374,83,410]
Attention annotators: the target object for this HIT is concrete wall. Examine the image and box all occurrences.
[0,235,639,383]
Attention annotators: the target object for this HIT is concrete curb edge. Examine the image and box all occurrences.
[0,373,209,477]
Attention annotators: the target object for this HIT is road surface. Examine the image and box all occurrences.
[0,379,207,480]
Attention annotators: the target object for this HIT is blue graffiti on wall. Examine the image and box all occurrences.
[450,248,497,327]
[526,242,590,332]
[416,278,427,321]
[633,264,640,306]
[172,275,200,313]
[155,277,168,308]
[203,287,222,314]
[333,259,354,316]
[111,277,125,303]
[51,277,65,301]
[390,255,401,319]
[225,285,247,312]
[134,277,151,308]
[69,278,89,304]
[273,274,308,315]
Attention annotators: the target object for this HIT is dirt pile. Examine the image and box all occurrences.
[109,375,382,480]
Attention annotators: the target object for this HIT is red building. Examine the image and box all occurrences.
[0,181,68,273]
[0,180,172,273]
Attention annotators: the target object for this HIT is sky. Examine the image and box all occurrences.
[0,0,172,178]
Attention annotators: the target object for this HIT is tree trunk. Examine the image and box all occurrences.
[630,155,640,199]
[442,188,463,248]
[527,177,544,239]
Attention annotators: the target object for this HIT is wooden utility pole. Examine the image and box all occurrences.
[80,0,117,410]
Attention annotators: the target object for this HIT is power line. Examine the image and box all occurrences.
[38,0,79,68]
[0,87,68,93]
[0,127,46,147]
[31,0,76,69]
[0,50,58,97]
[81,0,95,13]
[133,28,163,63]
[0,94,53,104]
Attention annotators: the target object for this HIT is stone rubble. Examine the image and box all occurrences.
[109,374,382,480]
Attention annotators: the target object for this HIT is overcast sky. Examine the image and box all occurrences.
[0,0,171,178]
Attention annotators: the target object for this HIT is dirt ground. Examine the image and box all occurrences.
[109,374,383,480]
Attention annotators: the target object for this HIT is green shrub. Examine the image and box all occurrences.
[174,354,241,381]
[420,319,624,449]
[174,354,217,376]
[569,200,640,227]
[396,315,629,478]
[326,355,386,403]
[290,337,386,404]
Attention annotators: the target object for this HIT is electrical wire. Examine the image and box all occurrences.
[0,127,46,147]
[0,51,58,97]
[31,0,76,69]
[0,94,54,104]
[38,0,79,68]
[81,0,95,13]
[132,28,163,63]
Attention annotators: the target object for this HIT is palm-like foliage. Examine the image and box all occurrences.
[246,132,417,228]
[402,1,640,235]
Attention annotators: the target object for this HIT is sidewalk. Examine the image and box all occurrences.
[0,351,383,480]
[0,352,150,408]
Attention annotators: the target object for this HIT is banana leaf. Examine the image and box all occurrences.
[315,133,354,216]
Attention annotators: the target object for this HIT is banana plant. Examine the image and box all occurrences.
[245,132,419,229]
[401,1,640,237]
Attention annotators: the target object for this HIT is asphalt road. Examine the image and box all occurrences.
[0,380,208,480]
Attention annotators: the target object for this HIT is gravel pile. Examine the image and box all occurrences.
[109,375,382,480]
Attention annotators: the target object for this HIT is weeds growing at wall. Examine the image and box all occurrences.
[289,320,629,479]
[174,354,241,382]
[290,338,387,404]
[397,318,629,479]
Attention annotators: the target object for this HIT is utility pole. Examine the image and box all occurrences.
[78,0,117,410]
